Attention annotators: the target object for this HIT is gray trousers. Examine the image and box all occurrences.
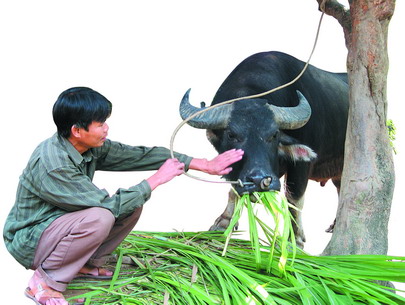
[32,206,143,292]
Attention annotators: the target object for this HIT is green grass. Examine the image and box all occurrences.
[67,231,405,304]
[67,191,405,304]
[223,191,297,273]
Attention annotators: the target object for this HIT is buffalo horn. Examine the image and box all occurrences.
[179,89,233,129]
[268,90,312,130]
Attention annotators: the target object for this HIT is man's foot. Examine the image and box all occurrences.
[25,270,68,305]
[75,265,113,280]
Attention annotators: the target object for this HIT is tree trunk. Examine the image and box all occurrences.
[317,0,396,255]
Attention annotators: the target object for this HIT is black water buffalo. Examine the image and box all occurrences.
[179,51,349,247]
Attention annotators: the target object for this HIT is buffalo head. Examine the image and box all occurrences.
[179,89,317,194]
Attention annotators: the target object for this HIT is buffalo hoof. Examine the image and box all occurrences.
[295,236,306,249]
[209,217,238,232]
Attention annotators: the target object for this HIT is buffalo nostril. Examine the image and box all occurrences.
[260,177,272,190]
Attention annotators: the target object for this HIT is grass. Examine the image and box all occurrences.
[67,191,405,304]
[222,191,297,274]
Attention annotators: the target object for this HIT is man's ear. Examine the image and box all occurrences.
[70,125,81,138]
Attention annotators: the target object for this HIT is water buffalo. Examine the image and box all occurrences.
[179,51,349,247]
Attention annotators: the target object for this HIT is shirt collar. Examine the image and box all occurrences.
[56,134,94,165]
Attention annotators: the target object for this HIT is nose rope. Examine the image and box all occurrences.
[180,170,254,187]
[169,12,325,187]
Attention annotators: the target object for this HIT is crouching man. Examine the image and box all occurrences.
[3,87,244,305]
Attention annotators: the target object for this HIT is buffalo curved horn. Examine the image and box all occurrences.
[267,90,312,130]
[179,89,233,129]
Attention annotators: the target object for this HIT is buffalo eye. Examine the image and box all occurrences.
[266,131,279,143]
[226,131,240,143]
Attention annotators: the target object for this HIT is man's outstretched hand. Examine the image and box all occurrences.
[190,149,244,176]
[146,158,185,190]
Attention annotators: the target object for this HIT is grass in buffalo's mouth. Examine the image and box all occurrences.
[222,191,297,274]
[67,191,405,305]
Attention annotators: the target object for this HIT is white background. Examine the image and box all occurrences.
[1,0,404,303]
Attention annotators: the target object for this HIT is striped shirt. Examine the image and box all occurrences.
[3,133,192,268]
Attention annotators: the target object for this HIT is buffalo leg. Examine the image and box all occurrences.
[287,194,306,248]
[325,177,341,233]
[209,190,237,231]
[285,164,310,248]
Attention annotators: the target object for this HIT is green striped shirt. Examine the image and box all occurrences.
[3,133,192,268]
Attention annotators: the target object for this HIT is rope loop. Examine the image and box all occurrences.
[170,12,325,186]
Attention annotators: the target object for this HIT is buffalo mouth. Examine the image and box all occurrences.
[234,177,281,195]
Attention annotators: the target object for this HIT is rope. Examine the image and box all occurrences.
[170,12,325,187]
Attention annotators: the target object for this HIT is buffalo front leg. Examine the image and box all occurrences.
[287,194,306,249]
[209,190,237,231]
[285,165,309,249]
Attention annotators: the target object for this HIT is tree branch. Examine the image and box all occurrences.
[373,0,395,22]
[316,0,351,33]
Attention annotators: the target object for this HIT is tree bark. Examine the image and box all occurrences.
[316,0,396,255]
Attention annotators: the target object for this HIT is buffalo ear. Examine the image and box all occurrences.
[206,129,220,146]
[278,133,317,162]
[278,143,317,162]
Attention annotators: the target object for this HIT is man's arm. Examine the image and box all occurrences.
[146,158,185,190]
[94,140,193,172]
[39,166,151,218]
[145,149,244,191]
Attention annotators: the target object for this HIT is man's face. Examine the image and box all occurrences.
[75,121,109,151]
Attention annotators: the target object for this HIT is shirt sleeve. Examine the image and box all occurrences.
[93,140,193,172]
[38,165,151,219]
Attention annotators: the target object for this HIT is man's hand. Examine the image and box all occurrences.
[190,149,244,176]
[146,159,185,190]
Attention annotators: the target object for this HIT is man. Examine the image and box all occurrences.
[3,87,244,305]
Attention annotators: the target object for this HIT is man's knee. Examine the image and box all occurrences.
[81,207,115,238]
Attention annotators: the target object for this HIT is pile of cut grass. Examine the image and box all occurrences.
[68,231,405,304]
[67,191,405,304]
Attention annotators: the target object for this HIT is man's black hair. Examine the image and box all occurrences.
[53,87,112,138]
